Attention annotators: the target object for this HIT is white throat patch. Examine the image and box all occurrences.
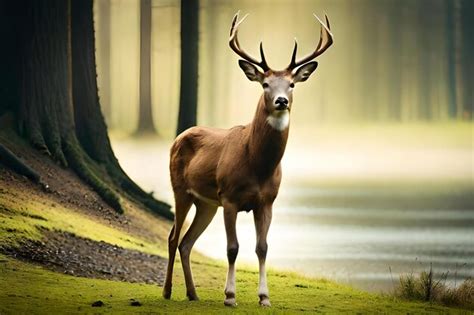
[266,110,290,131]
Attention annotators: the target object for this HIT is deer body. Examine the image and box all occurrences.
[163,11,333,307]
[182,95,287,207]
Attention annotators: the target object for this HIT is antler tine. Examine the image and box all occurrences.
[259,42,269,71]
[287,13,334,70]
[288,38,298,69]
[325,13,331,30]
[229,11,270,72]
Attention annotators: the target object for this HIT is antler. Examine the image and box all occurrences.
[287,14,334,70]
[229,11,270,72]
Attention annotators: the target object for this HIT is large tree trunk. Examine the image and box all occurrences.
[16,0,123,211]
[71,0,112,162]
[19,0,71,165]
[71,0,172,219]
[176,0,199,135]
[1,0,173,219]
[136,0,156,134]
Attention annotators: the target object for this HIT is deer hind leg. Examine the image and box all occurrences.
[254,206,272,307]
[223,204,239,307]
[179,199,217,300]
[163,191,193,299]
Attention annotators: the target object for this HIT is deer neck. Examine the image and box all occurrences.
[248,94,289,178]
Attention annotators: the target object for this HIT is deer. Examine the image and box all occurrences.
[162,11,333,307]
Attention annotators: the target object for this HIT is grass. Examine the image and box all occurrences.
[1,254,461,314]
[396,264,473,309]
[0,181,469,313]
[0,186,166,257]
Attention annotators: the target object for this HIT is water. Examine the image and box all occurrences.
[195,183,474,292]
[110,126,473,292]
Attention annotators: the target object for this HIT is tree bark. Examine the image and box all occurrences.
[136,0,156,134]
[1,0,173,219]
[15,0,122,212]
[0,143,40,184]
[176,0,199,135]
[71,0,111,162]
[70,0,172,219]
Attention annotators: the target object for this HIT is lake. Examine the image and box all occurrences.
[111,124,473,292]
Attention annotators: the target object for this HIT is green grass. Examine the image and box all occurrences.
[0,185,167,257]
[0,183,468,314]
[1,254,462,314]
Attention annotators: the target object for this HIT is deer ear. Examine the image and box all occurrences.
[238,60,264,83]
[293,61,318,83]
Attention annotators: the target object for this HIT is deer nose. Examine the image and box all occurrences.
[275,97,288,108]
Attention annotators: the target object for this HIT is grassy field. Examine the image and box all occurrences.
[0,181,467,314]
[1,254,458,314]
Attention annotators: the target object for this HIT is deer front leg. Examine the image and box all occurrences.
[254,206,272,307]
[223,205,239,307]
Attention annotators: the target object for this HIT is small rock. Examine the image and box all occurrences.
[130,301,142,306]
[91,300,104,307]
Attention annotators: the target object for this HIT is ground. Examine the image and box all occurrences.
[0,128,468,314]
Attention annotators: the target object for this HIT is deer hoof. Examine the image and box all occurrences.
[224,298,237,307]
[259,296,271,307]
[187,292,199,301]
[162,287,172,300]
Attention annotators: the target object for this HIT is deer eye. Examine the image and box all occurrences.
[289,83,295,88]
[262,82,269,88]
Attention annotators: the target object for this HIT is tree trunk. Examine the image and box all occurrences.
[96,0,112,124]
[136,0,156,134]
[387,0,401,121]
[70,0,172,219]
[0,143,40,184]
[71,0,111,162]
[445,0,457,119]
[417,0,432,120]
[2,0,173,219]
[461,0,473,119]
[18,0,71,165]
[453,0,464,120]
[176,0,199,135]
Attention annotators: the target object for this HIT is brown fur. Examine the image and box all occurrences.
[163,11,333,307]
[170,93,288,211]
[163,92,288,302]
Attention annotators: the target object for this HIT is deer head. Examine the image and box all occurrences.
[229,11,333,116]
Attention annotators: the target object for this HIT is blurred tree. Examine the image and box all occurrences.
[96,0,112,123]
[176,0,199,135]
[387,0,402,121]
[417,0,432,120]
[445,0,474,120]
[360,0,378,121]
[445,0,458,119]
[136,0,156,134]
[0,0,173,219]
[460,0,473,119]
[453,0,464,120]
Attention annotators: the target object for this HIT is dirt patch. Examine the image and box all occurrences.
[0,228,167,285]
[0,127,170,245]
